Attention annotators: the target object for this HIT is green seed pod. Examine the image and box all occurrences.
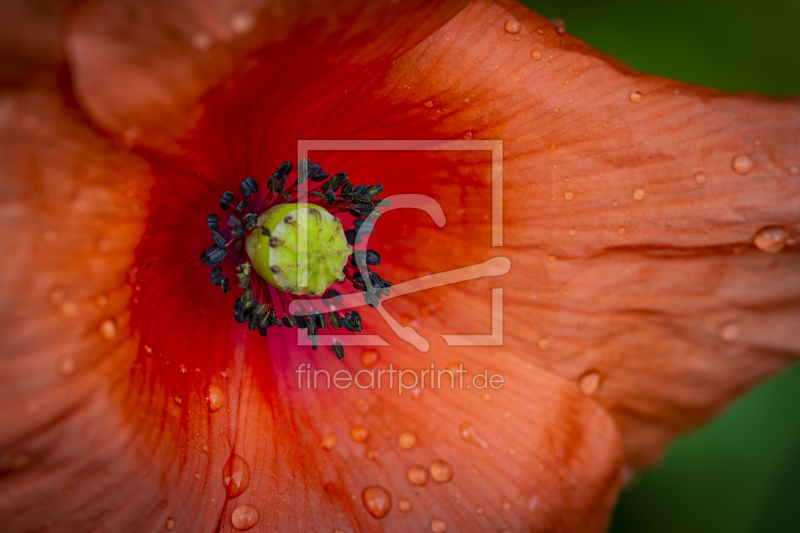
[245,203,352,296]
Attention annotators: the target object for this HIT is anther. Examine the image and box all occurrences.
[329,312,342,329]
[342,311,363,332]
[367,184,384,197]
[207,213,220,230]
[243,213,258,230]
[236,200,245,213]
[276,161,292,175]
[282,316,297,328]
[240,180,252,197]
[200,244,227,266]
[220,191,235,210]
[307,163,323,180]
[212,230,227,248]
[311,171,329,183]
[332,342,345,360]
[237,263,251,288]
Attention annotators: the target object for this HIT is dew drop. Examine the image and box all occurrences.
[548,255,557,263]
[618,227,626,235]
[223,454,251,498]
[408,465,429,485]
[229,11,255,35]
[459,422,489,449]
[629,91,642,103]
[419,303,436,317]
[464,131,473,139]
[424,100,434,108]
[503,502,512,510]
[205,384,224,412]
[179,364,187,375]
[531,50,542,61]
[431,519,448,532]
[753,225,789,253]
[99,318,116,340]
[694,172,707,185]
[504,20,522,34]
[475,506,485,515]
[632,188,645,200]
[321,433,338,450]
[361,349,379,367]
[165,518,175,530]
[718,322,739,342]
[144,344,153,355]
[563,191,574,200]
[174,396,182,406]
[94,293,109,307]
[57,357,75,376]
[732,154,753,175]
[398,498,412,512]
[611,200,619,208]
[578,371,602,395]
[351,426,370,442]
[537,338,550,350]
[362,486,392,519]
[191,31,212,51]
[231,505,259,530]
[430,460,454,483]
[568,228,577,236]
[789,165,799,175]
[482,393,492,402]
[365,448,378,460]
[398,432,418,450]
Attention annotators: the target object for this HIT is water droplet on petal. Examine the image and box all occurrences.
[612,200,619,208]
[430,460,453,483]
[173,396,182,406]
[165,518,175,530]
[365,448,378,460]
[205,384,224,412]
[179,364,187,375]
[99,318,116,340]
[408,465,429,485]
[431,519,448,532]
[362,486,392,518]
[537,338,550,350]
[482,393,492,402]
[578,371,602,395]
[398,498,412,512]
[223,454,251,498]
[629,91,642,103]
[398,432,418,450]
[57,357,75,376]
[143,344,153,355]
[424,100,434,108]
[459,422,488,449]
[361,349,379,367]
[732,154,753,175]
[563,191,574,200]
[231,505,259,529]
[351,426,370,442]
[531,50,542,61]
[618,227,626,235]
[568,228,577,236]
[191,31,213,51]
[753,225,789,253]
[419,303,436,317]
[229,11,255,35]
[321,433,338,450]
[475,506,485,515]
[694,172,707,184]
[632,188,645,200]
[504,20,522,34]
[789,165,799,175]
[719,322,739,342]
[503,502,512,510]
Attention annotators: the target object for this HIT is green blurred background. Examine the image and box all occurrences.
[517,1,800,531]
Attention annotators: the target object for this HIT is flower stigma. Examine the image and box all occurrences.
[198,160,392,359]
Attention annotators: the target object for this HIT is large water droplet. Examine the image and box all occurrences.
[205,384,224,412]
[537,338,550,350]
[57,357,75,376]
[99,318,116,340]
[398,498,412,512]
[231,504,259,529]
[578,371,601,395]
[229,11,255,35]
[362,486,392,519]
[504,20,522,34]
[632,188,645,200]
[223,454,251,498]
[361,349,379,367]
[753,225,789,253]
[423,100,434,108]
[351,426,370,442]
[694,172,707,184]
[429,460,453,483]
[563,191,574,200]
[408,465,429,485]
[732,154,753,175]
[398,432,418,450]
[531,50,542,61]
[321,433,338,450]
[629,91,642,103]
[459,422,488,449]
[165,518,175,530]
[431,519,448,532]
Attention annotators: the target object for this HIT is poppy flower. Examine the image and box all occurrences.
[1,0,798,532]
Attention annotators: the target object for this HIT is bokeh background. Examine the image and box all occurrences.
[516,1,800,531]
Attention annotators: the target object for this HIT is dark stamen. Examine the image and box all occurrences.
[220,191,234,210]
[207,213,219,230]
[332,342,345,360]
